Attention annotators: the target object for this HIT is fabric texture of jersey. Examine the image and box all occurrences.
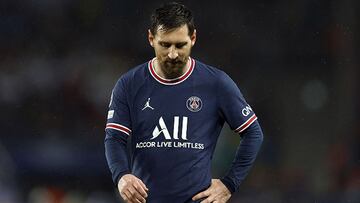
[105,57,258,202]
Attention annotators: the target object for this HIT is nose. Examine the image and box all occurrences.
[168,46,178,59]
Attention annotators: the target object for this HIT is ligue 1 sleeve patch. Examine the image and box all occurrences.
[107,110,114,119]
[108,90,113,107]
[186,96,202,112]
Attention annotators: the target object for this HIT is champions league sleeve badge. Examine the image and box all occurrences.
[186,96,202,112]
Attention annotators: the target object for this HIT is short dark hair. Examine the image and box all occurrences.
[150,2,195,36]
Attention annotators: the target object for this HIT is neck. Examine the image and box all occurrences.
[154,57,190,79]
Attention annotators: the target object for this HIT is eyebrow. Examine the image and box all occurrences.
[158,41,188,46]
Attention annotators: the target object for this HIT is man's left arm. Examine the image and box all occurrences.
[193,71,264,202]
[220,119,263,193]
[192,120,263,202]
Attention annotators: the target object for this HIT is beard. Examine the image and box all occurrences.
[160,57,188,79]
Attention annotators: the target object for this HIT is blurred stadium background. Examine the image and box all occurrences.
[0,0,359,202]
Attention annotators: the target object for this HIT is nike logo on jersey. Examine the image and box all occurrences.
[142,98,154,111]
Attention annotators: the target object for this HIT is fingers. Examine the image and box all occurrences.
[121,189,137,203]
[138,179,149,191]
[134,181,148,198]
[118,174,149,203]
[128,186,146,203]
[192,179,231,203]
[120,185,146,203]
[192,189,211,201]
[120,189,131,202]
[200,197,214,203]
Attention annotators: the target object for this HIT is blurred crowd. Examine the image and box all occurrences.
[0,0,359,202]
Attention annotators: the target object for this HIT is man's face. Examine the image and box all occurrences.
[148,25,196,77]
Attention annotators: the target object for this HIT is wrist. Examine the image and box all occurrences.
[115,171,131,186]
[220,177,236,194]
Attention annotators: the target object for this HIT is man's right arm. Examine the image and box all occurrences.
[105,131,149,203]
[104,79,148,202]
[104,131,131,184]
[104,79,132,184]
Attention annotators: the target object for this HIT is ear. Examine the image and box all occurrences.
[190,29,197,46]
[148,29,154,47]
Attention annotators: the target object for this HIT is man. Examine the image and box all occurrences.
[105,2,263,203]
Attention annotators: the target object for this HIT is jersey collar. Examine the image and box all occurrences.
[148,57,195,85]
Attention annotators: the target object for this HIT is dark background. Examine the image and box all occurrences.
[0,0,359,202]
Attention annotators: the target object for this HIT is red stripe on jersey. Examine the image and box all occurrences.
[106,123,131,135]
[149,57,195,85]
[234,114,258,133]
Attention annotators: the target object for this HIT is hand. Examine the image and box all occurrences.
[192,179,231,203]
[118,174,149,203]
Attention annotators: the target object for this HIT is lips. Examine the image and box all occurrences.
[165,59,186,68]
[165,60,182,65]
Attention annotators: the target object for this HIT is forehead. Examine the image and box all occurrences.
[154,24,190,42]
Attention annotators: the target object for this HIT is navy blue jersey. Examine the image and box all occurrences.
[105,57,260,202]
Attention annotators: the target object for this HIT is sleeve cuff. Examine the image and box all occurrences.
[220,176,237,194]
[114,170,131,186]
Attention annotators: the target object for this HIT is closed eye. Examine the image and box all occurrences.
[176,42,187,49]
[159,42,171,48]
[158,41,188,49]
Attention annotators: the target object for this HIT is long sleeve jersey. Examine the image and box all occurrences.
[105,57,263,202]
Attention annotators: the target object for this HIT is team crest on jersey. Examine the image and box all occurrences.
[186,96,202,112]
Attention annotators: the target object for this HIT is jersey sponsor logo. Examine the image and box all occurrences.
[151,116,188,140]
[136,116,204,150]
[186,96,202,112]
[142,98,154,111]
[242,105,253,116]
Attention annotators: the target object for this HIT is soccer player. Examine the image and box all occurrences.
[104,2,263,203]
